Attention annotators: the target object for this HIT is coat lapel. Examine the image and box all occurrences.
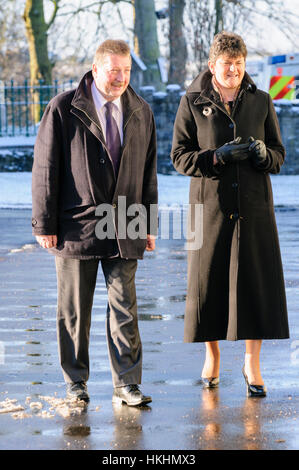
[121,86,143,150]
[112,88,143,196]
[71,75,144,152]
[70,73,145,200]
[70,71,105,144]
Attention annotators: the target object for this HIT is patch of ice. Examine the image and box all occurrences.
[9,244,36,254]
[0,398,24,414]
[2,394,95,420]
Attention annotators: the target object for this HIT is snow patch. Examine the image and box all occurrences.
[0,173,298,209]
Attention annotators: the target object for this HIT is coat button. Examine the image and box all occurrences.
[31,218,37,226]
[229,212,239,220]
[232,182,238,188]
[100,158,105,164]
[112,203,117,208]
[229,123,234,128]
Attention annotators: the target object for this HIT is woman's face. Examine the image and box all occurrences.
[208,54,245,90]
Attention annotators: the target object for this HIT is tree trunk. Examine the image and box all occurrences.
[168,0,187,87]
[214,0,224,35]
[133,0,161,87]
[23,0,58,122]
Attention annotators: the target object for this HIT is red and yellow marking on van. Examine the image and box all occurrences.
[269,76,295,100]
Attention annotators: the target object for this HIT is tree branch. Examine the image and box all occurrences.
[47,0,60,30]
[56,0,132,17]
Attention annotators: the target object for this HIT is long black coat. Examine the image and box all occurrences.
[32,71,158,260]
[171,69,289,341]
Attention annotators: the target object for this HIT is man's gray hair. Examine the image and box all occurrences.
[93,39,131,65]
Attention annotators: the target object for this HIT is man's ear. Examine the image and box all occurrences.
[92,63,97,77]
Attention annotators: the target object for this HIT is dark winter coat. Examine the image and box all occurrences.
[32,71,158,260]
[171,69,289,341]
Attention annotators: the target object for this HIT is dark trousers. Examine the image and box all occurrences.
[55,256,142,387]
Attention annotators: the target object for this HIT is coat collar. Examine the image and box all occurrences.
[71,70,144,131]
[69,71,145,192]
[187,68,257,105]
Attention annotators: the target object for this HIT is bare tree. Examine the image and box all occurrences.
[184,0,299,82]
[184,0,214,75]
[0,0,29,81]
[23,0,60,121]
[23,0,60,84]
[3,0,296,90]
[49,0,161,86]
[231,0,299,54]
[168,0,187,87]
[215,0,224,34]
[133,0,161,86]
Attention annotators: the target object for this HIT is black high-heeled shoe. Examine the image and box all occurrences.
[201,377,220,389]
[242,366,267,397]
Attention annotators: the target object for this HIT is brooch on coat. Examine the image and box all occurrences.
[203,106,213,116]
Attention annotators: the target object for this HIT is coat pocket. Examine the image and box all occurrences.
[62,204,95,220]
[189,177,205,204]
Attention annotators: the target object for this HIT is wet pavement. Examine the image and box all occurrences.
[0,207,298,452]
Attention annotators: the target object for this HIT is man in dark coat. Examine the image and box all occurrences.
[171,32,289,397]
[32,39,158,406]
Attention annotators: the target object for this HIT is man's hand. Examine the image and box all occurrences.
[35,235,57,249]
[146,234,156,251]
[214,137,250,165]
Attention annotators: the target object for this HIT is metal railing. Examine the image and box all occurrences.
[0,80,75,137]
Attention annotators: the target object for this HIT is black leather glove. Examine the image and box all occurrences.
[215,137,250,166]
[248,136,268,167]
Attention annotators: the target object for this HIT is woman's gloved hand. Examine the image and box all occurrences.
[215,137,250,165]
[248,136,268,167]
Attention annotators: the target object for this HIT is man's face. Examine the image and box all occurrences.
[92,54,131,101]
[209,54,245,90]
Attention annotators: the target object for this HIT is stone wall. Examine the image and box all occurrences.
[0,146,33,171]
[139,85,299,175]
[0,87,298,174]
[274,101,299,174]
[139,85,183,174]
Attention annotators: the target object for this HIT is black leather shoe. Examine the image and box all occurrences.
[66,382,89,402]
[242,366,267,398]
[112,384,152,406]
[201,377,220,389]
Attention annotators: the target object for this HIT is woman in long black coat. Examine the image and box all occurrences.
[171,32,289,397]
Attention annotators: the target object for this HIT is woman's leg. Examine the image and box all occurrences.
[202,341,220,378]
[244,340,264,385]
